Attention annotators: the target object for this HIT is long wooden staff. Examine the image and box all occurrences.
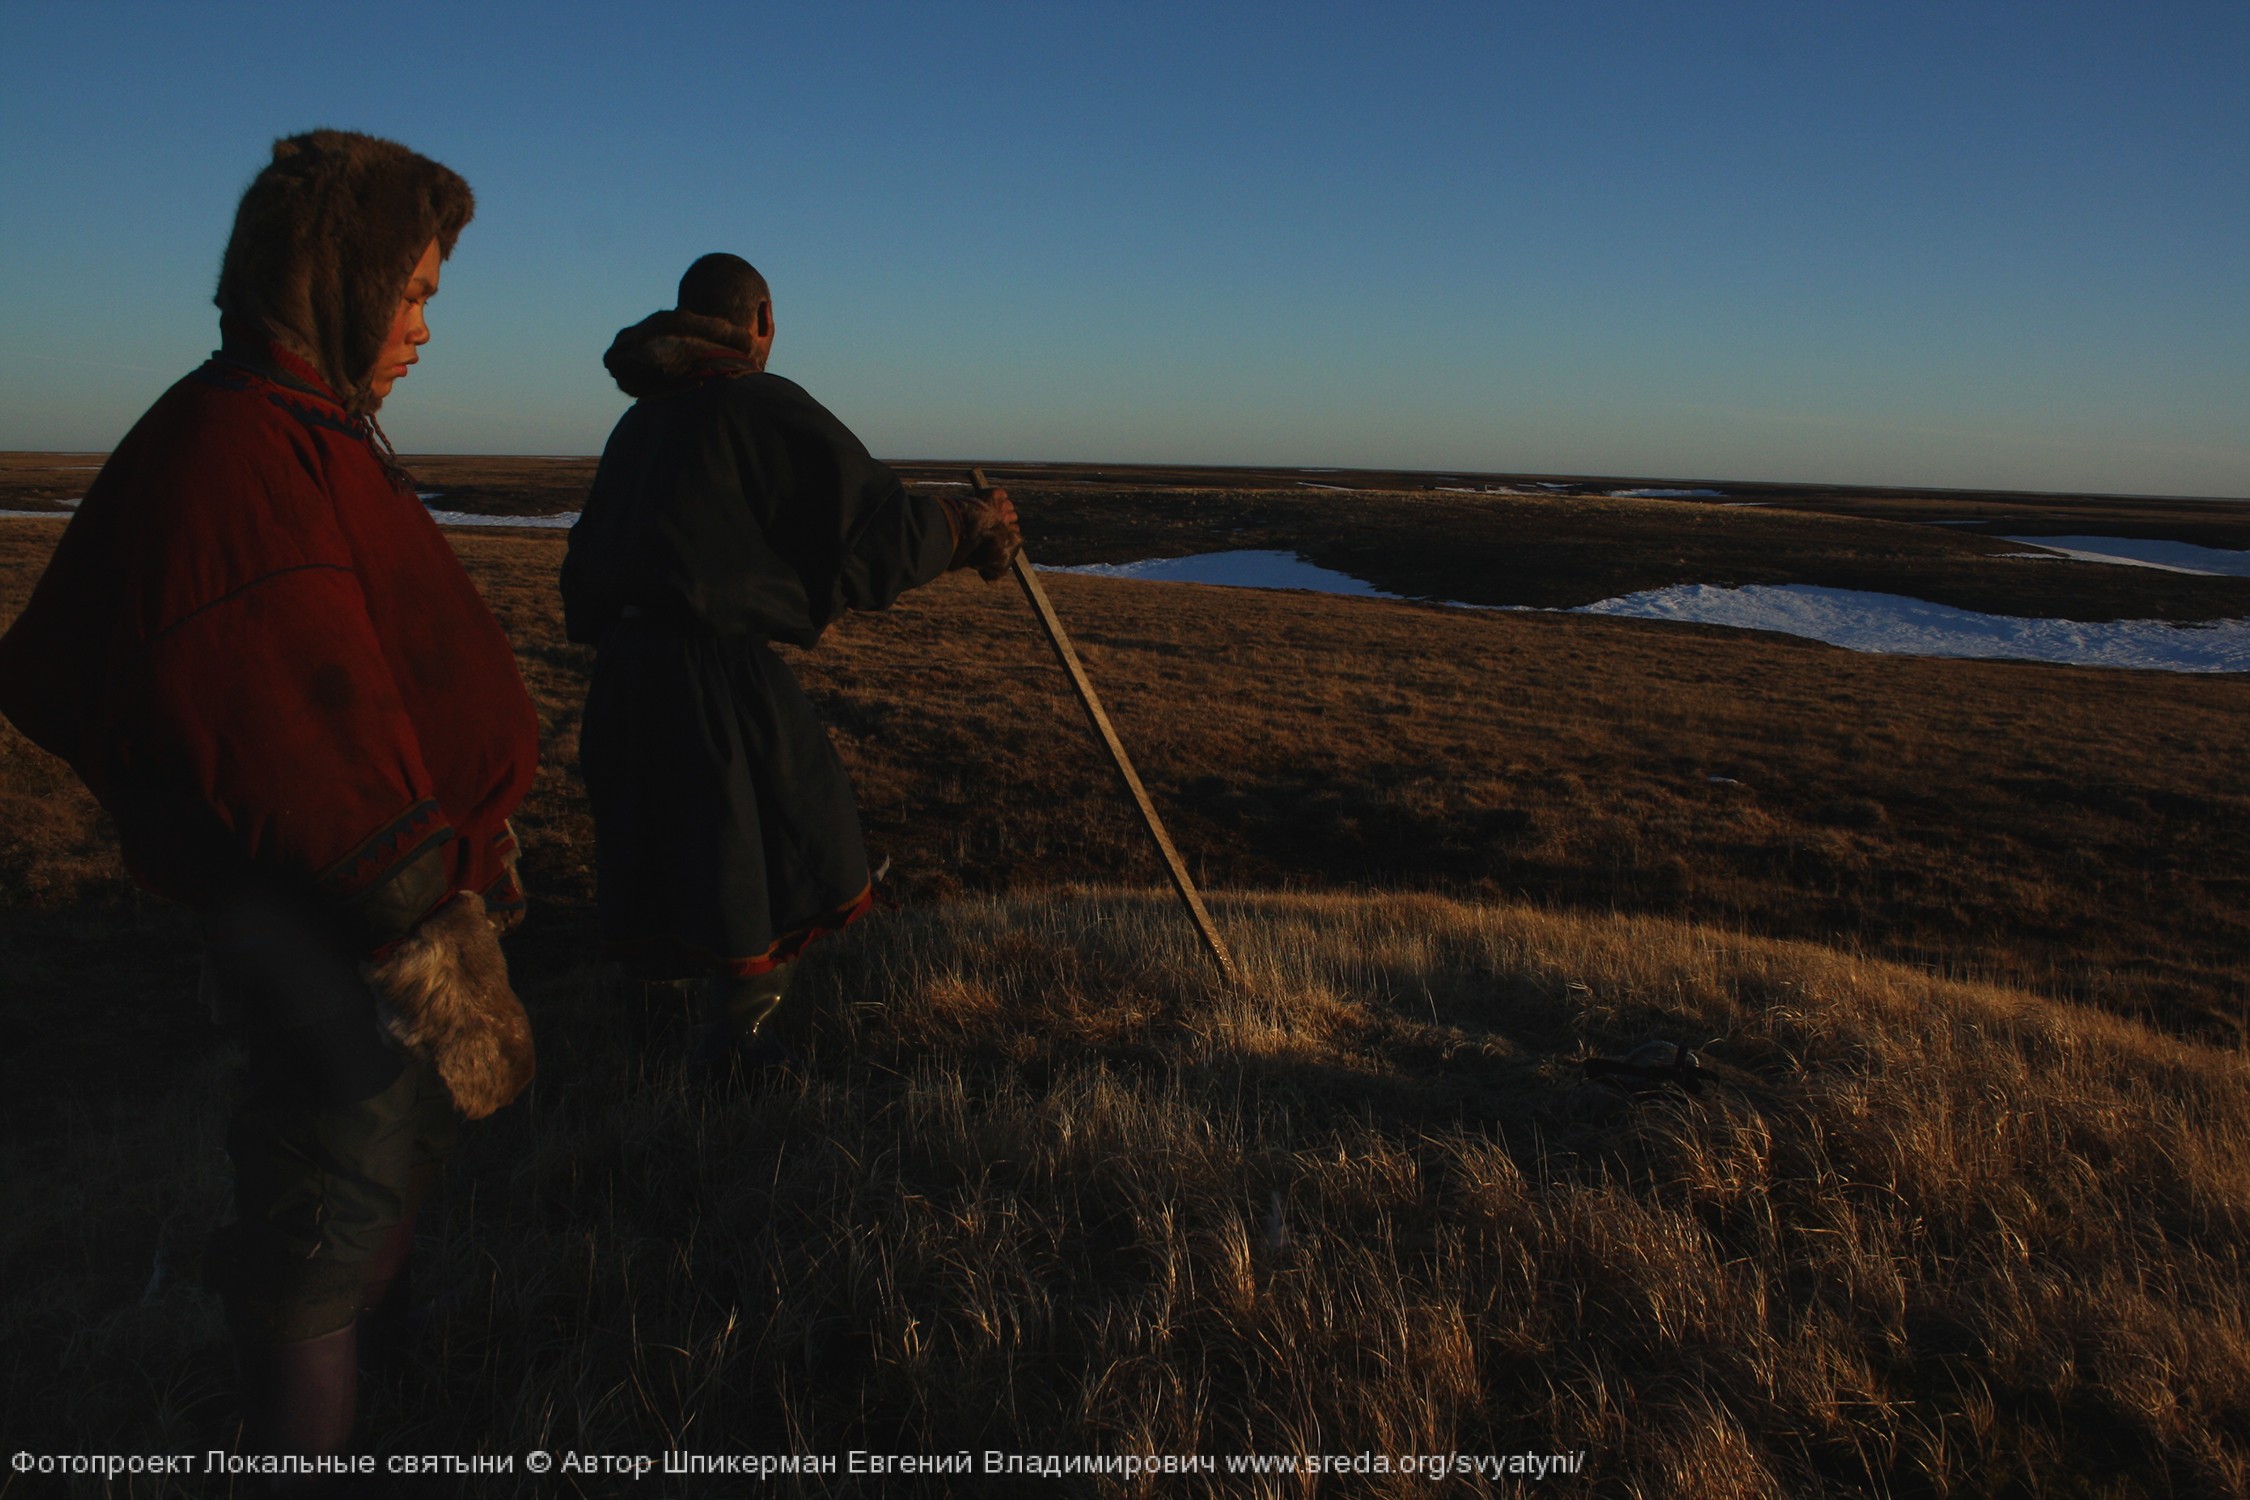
[971,468,1241,987]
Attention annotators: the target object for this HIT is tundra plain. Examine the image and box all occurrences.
[1,456,2246,1496]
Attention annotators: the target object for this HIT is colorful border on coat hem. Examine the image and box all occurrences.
[316,798,452,902]
[481,872,527,931]
[603,882,875,981]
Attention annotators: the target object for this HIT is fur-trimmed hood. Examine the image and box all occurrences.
[215,130,474,416]
[603,310,758,398]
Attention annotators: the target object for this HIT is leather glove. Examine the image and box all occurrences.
[949,488,1021,581]
[367,891,535,1119]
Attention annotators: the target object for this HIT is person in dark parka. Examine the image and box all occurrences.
[562,254,1019,1072]
[0,131,540,1481]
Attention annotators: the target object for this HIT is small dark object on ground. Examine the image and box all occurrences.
[1584,1038,1708,1097]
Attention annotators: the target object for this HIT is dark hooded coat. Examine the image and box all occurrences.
[0,132,538,968]
[561,311,960,978]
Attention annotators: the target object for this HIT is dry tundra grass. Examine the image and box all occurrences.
[3,890,2246,1496]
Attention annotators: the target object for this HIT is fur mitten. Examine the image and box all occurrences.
[949,493,1023,581]
[367,892,534,1119]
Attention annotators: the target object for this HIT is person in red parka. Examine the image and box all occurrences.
[0,131,540,1477]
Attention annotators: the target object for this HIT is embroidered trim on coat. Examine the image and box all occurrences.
[602,881,875,980]
[316,797,452,901]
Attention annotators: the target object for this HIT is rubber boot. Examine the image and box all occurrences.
[237,1322,359,1492]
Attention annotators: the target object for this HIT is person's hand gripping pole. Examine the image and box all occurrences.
[948,477,1021,580]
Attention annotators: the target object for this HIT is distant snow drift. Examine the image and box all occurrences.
[2002,536,2250,578]
[1578,584,2250,673]
[1048,550,2250,674]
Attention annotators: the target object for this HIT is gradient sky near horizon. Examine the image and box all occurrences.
[2,1,2244,497]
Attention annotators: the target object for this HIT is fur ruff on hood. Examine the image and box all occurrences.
[215,130,474,416]
[604,310,758,399]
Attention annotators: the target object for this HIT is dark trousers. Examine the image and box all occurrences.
[218,1048,457,1343]
[201,880,459,1344]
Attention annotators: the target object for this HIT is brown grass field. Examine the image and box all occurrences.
[2,456,2247,1496]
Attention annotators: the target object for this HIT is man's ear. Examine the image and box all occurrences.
[753,300,774,340]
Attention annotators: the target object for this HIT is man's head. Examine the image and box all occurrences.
[677,253,773,371]
[215,130,475,414]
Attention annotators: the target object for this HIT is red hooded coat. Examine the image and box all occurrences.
[0,337,538,946]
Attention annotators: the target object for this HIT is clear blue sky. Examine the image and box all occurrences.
[2,1,2244,496]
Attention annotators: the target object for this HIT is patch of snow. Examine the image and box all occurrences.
[417,491,444,501]
[425,508,579,530]
[2000,536,2250,578]
[0,508,75,519]
[912,480,971,488]
[1047,550,2248,673]
[1045,550,1405,599]
[1296,481,1353,491]
[1612,487,1726,499]
[1576,584,2250,673]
